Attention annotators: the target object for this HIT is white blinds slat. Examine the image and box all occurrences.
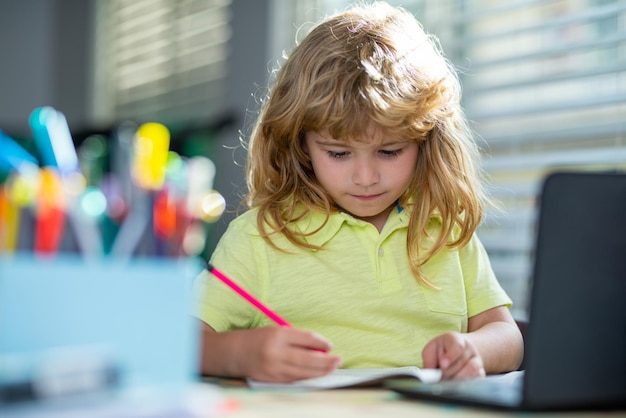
[95,0,232,123]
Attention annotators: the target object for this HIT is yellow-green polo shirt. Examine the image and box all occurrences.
[193,206,512,368]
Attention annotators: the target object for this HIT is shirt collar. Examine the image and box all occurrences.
[296,203,410,248]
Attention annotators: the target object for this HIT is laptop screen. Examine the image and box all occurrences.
[523,171,626,409]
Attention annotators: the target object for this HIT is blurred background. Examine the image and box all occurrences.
[1,0,625,319]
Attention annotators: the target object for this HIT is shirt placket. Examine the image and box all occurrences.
[376,220,405,293]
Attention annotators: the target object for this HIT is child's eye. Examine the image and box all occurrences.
[379,148,403,158]
[327,150,349,159]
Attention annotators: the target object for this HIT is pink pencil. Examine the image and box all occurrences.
[205,263,291,327]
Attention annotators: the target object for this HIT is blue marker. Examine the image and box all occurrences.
[29,107,79,175]
[0,130,39,175]
[29,107,56,167]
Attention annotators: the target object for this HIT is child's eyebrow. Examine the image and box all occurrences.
[315,139,349,146]
[379,141,410,147]
[315,138,408,147]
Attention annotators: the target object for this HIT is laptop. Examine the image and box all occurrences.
[0,254,221,416]
[386,171,626,411]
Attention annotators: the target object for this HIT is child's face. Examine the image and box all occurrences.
[303,127,418,229]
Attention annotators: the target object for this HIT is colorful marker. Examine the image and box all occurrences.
[111,122,171,258]
[132,122,170,190]
[0,131,39,175]
[29,107,79,175]
[34,168,66,256]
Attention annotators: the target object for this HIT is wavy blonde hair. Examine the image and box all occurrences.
[246,2,488,286]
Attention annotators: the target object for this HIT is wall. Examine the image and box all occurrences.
[206,0,272,252]
[0,0,93,133]
[0,0,273,256]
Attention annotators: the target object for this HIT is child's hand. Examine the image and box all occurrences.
[233,326,342,383]
[421,332,485,380]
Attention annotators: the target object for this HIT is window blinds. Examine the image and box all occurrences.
[94,0,232,124]
[432,0,626,315]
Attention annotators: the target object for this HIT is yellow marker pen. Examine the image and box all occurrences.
[132,123,170,190]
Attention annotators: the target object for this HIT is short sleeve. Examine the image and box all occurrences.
[191,215,268,331]
[460,234,512,318]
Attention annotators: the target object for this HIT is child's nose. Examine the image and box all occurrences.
[352,158,380,186]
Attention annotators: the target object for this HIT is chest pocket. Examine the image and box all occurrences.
[420,252,468,317]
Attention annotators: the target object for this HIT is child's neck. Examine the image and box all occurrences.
[350,205,394,233]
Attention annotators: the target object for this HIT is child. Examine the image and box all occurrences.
[193,1,523,383]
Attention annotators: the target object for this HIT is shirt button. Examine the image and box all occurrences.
[378,248,384,257]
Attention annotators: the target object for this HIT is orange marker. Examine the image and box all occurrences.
[0,186,17,253]
[34,168,66,256]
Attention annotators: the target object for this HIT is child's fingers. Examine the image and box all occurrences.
[255,327,340,381]
[421,339,440,369]
[273,353,340,382]
[437,335,485,380]
[439,347,471,378]
[285,349,342,378]
[290,329,334,352]
[286,329,342,371]
[451,356,485,380]
[422,332,485,380]
[256,336,340,382]
[421,332,459,371]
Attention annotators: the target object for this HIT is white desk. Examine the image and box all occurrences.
[209,382,626,418]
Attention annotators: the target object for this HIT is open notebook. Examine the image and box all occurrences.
[0,254,222,416]
[248,366,442,390]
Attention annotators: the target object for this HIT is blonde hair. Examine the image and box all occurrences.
[246,2,488,286]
